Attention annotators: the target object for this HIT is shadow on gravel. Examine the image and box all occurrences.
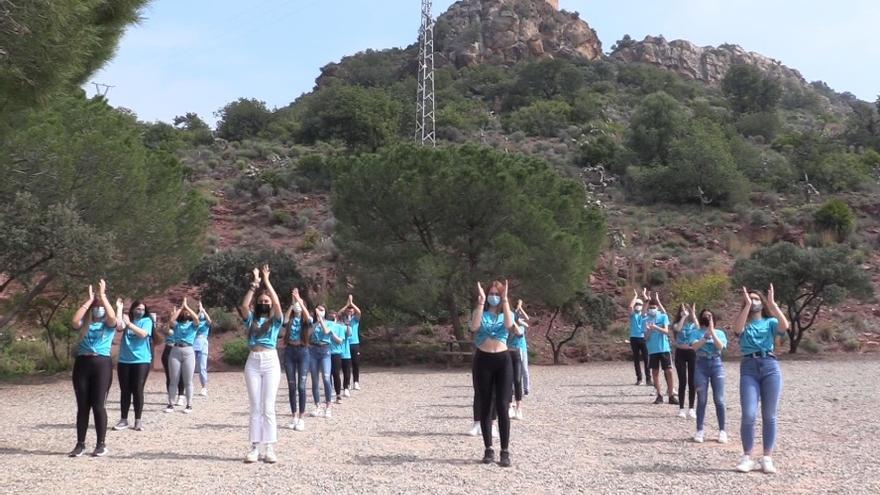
[34,423,73,430]
[426,415,471,420]
[608,437,676,445]
[441,385,472,389]
[123,452,241,462]
[192,423,247,430]
[571,393,652,399]
[415,404,466,409]
[573,400,648,406]
[0,447,64,456]
[378,431,465,438]
[355,454,476,466]
[561,384,624,388]
[440,395,471,400]
[618,463,729,474]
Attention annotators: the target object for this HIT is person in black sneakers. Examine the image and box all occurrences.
[69,280,117,457]
[644,296,678,406]
[471,280,516,468]
[628,289,652,387]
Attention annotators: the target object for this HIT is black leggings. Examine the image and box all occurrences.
[630,337,650,381]
[473,349,512,450]
[675,348,696,409]
[331,354,343,397]
[509,349,523,402]
[349,343,361,383]
[342,358,352,390]
[72,355,113,445]
[118,362,151,420]
[161,345,184,397]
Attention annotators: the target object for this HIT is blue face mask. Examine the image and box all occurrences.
[487,295,501,307]
[647,308,658,317]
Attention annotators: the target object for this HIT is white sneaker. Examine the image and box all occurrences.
[515,408,523,421]
[264,445,277,464]
[678,409,687,419]
[468,422,480,437]
[164,404,174,414]
[761,456,777,474]
[309,406,323,417]
[693,430,705,443]
[343,388,351,398]
[508,406,516,418]
[353,382,361,391]
[294,419,305,432]
[324,407,332,419]
[176,396,185,406]
[492,424,499,439]
[245,445,260,463]
[718,431,729,444]
[736,455,758,473]
[113,419,129,431]
[688,408,696,419]
[287,420,298,430]
[200,388,208,397]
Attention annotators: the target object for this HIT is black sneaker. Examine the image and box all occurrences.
[92,443,108,457]
[635,379,642,386]
[482,448,495,464]
[653,394,663,404]
[164,404,174,413]
[669,395,679,406]
[646,379,653,387]
[183,406,193,414]
[68,443,85,458]
[499,450,511,468]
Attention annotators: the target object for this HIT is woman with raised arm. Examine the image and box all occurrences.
[308,304,335,418]
[470,280,516,468]
[690,309,728,444]
[733,285,790,474]
[69,280,117,458]
[240,265,285,464]
[114,300,154,432]
[339,295,364,390]
[515,300,532,397]
[164,297,199,414]
[645,296,678,406]
[194,301,213,397]
[628,289,651,386]
[673,303,700,419]
[283,288,312,431]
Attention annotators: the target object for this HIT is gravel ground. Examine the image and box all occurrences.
[1,358,878,494]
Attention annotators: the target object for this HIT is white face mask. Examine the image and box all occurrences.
[293,303,302,315]
[92,307,106,319]
[647,308,658,317]
[634,305,643,313]
[316,309,325,318]
[750,300,763,313]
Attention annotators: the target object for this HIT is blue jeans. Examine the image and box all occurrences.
[695,356,726,431]
[309,345,332,405]
[284,345,310,415]
[194,347,209,388]
[740,356,782,455]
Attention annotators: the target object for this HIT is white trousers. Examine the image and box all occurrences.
[244,350,281,445]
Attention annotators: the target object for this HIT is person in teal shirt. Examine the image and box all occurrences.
[628,289,651,386]
[164,298,200,414]
[644,294,678,406]
[69,280,118,458]
[327,311,347,404]
[193,301,213,397]
[672,304,702,418]
[308,305,335,419]
[690,309,728,444]
[114,300,154,432]
[339,294,362,391]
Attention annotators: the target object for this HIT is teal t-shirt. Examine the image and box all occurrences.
[645,313,671,355]
[739,317,781,355]
[348,317,360,345]
[693,328,728,357]
[474,311,508,347]
[675,322,702,347]
[508,324,526,350]
[194,319,211,351]
[287,316,304,344]
[629,313,645,338]
[119,317,154,364]
[310,320,334,346]
[329,321,347,355]
[173,321,198,346]
[78,320,117,356]
[244,313,284,349]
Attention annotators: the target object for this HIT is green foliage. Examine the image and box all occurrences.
[736,111,781,141]
[615,63,696,100]
[722,65,782,114]
[215,98,273,142]
[576,129,621,168]
[506,58,585,109]
[142,121,183,152]
[730,139,796,191]
[436,98,489,131]
[814,198,856,241]
[331,143,605,338]
[221,338,250,366]
[296,84,402,151]
[0,339,68,376]
[806,152,873,192]
[629,120,748,205]
[648,269,667,286]
[292,154,333,193]
[503,100,572,137]
[189,249,304,310]
[627,91,687,165]
[209,309,241,334]
[570,89,605,123]
[173,112,214,146]
[0,0,147,119]
[732,242,874,353]
[668,273,730,311]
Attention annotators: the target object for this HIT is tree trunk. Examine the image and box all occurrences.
[446,289,465,343]
[789,323,804,354]
[544,307,562,364]
[0,273,55,330]
[552,345,562,365]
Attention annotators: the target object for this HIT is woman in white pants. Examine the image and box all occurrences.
[238,264,284,464]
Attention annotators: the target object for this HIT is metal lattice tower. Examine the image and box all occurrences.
[414,0,436,146]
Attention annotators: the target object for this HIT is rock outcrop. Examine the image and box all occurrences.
[609,35,806,86]
[436,0,602,68]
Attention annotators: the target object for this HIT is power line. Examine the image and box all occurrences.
[414,0,435,147]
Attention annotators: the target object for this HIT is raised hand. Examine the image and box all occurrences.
[182,296,189,308]
[98,279,107,296]
[291,288,299,300]
[768,283,776,305]
[742,286,751,307]
[260,264,271,280]
[87,284,95,302]
[476,282,486,306]
[691,303,697,315]
[123,314,132,326]
[116,297,123,307]
[502,280,509,301]
[348,294,354,304]
[642,287,649,299]
[252,268,261,284]
[517,299,523,310]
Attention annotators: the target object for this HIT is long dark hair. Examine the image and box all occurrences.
[128,300,149,320]
[248,291,273,339]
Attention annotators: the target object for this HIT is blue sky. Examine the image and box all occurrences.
[89,0,880,126]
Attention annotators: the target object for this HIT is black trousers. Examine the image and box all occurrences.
[349,343,361,383]
[330,353,343,397]
[630,337,650,381]
[675,348,696,409]
[161,345,184,397]
[342,358,352,389]
[118,362,151,420]
[509,349,523,402]
[72,355,113,445]
[473,349,513,450]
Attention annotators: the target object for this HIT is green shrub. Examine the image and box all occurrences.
[669,273,730,311]
[814,198,856,241]
[210,310,241,334]
[800,338,822,354]
[843,339,861,352]
[648,269,667,286]
[736,111,781,140]
[222,338,250,366]
[300,228,322,251]
[270,209,293,226]
[503,100,572,137]
[0,340,67,376]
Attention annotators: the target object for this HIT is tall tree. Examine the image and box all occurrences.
[332,143,606,340]
[626,91,687,165]
[732,242,873,353]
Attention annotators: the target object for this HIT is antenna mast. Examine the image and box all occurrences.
[414,0,435,146]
